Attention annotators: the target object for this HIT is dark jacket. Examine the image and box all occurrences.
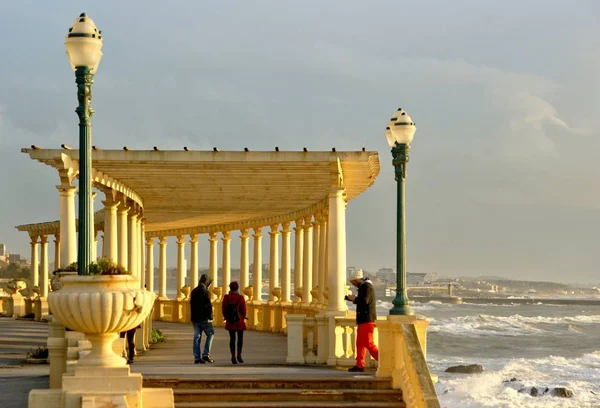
[190,274,213,322]
[353,279,377,324]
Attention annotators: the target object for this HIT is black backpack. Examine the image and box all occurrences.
[224,298,240,324]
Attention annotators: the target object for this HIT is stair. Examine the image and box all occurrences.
[143,376,405,408]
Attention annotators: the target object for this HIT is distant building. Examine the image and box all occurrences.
[407,273,427,286]
[0,243,6,258]
[8,254,21,264]
[377,268,395,283]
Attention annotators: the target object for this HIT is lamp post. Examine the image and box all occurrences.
[386,108,416,316]
[65,13,103,275]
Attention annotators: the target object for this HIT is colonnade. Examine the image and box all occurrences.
[148,187,348,313]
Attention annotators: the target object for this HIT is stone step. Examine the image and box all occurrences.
[175,402,405,408]
[173,388,404,403]
[144,376,393,390]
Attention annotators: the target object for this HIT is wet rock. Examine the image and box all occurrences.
[445,364,484,374]
[551,387,574,398]
[502,377,519,383]
[530,387,539,397]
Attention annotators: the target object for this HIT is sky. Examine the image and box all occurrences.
[0,1,598,284]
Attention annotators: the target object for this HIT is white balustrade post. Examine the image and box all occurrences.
[285,314,306,364]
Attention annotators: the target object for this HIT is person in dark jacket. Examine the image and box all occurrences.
[190,274,215,364]
[345,275,379,372]
[221,281,247,364]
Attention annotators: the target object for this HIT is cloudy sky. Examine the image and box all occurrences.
[0,1,598,284]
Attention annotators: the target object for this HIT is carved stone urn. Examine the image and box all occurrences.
[272,287,282,303]
[294,287,303,304]
[243,286,254,301]
[48,275,155,367]
[31,285,41,299]
[310,287,319,305]
[180,285,191,300]
[6,279,27,295]
[210,286,222,301]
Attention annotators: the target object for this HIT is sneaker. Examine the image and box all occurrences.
[126,359,134,365]
[194,358,206,364]
[202,356,214,363]
[236,355,244,364]
[348,366,364,372]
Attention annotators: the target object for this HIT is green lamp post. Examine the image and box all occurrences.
[65,13,103,275]
[385,108,416,316]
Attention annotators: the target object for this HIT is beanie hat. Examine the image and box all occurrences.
[229,281,239,291]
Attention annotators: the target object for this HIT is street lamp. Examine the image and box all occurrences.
[386,108,416,316]
[65,13,103,275]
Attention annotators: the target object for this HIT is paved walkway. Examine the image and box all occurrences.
[0,318,368,408]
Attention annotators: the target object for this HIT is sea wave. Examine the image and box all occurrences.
[434,352,600,408]
[428,314,600,337]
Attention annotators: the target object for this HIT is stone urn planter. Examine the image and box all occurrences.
[210,286,222,300]
[294,287,303,303]
[181,285,191,300]
[243,286,254,301]
[6,279,27,295]
[48,275,155,368]
[31,285,41,299]
[272,287,282,302]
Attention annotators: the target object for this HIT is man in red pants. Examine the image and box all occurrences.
[345,275,379,372]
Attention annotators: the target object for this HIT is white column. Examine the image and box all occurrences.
[302,216,313,305]
[239,229,250,292]
[319,209,328,305]
[158,237,167,298]
[327,188,347,312]
[221,231,231,295]
[189,234,199,289]
[293,219,303,302]
[40,236,49,297]
[176,235,186,299]
[92,229,98,262]
[57,185,77,267]
[268,224,280,302]
[208,232,218,291]
[139,219,145,288]
[117,201,129,269]
[30,235,39,287]
[146,237,155,294]
[252,228,263,303]
[53,235,60,272]
[128,210,138,276]
[101,197,119,261]
[312,215,321,303]
[281,222,292,303]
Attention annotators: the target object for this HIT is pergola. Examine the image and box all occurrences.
[17,148,380,314]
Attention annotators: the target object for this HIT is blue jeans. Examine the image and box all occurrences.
[193,321,214,360]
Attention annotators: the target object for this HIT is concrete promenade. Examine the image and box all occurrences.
[0,318,367,407]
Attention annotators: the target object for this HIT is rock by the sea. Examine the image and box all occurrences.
[445,364,484,374]
[517,386,574,398]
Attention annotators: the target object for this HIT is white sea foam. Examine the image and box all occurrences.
[428,314,600,337]
[434,352,600,407]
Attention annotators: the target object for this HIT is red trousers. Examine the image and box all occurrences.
[356,322,379,368]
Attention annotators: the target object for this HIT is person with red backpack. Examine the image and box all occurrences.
[221,281,247,364]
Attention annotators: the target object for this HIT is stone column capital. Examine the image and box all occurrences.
[208,232,218,242]
[56,185,77,195]
[304,215,313,226]
[281,222,291,234]
[176,235,185,245]
[252,228,263,238]
[189,234,198,244]
[240,228,250,239]
[222,231,231,241]
[30,235,40,244]
[158,236,167,246]
[146,237,155,247]
[53,234,60,244]
[269,224,280,236]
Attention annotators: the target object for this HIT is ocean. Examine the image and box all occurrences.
[378,300,600,408]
